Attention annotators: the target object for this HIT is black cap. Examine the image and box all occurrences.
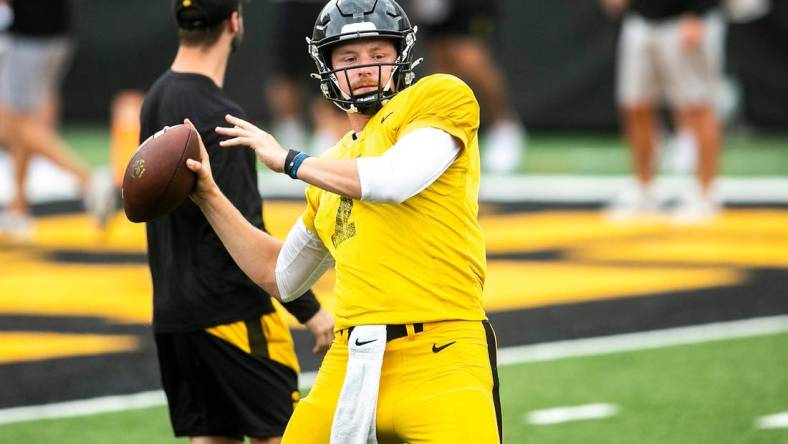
[174,0,239,30]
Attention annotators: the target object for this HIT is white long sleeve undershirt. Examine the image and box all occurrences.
[275,127,461,301]
[357,127,460,203]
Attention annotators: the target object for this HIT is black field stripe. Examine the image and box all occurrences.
[245,318,269,360]
[483,320,503,443]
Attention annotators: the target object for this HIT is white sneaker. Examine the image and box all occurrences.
[0,211,34,241]
[84,166,117,229]
[671,192,721,225]
[482,120,527,175]
[605,185,660,222]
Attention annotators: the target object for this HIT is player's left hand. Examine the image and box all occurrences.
[304,307,335,354]
[680,15,704,51]
[216,114,288,173]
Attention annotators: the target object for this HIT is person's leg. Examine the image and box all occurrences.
[4,109,90,187]
[659,13,723,222]
[439,38,510,124]
[682,105,720,194]
[434,37,525,174]
[281,331,347,443]
[381,321,501,444]
[8,142,31,215]
[606,15,663,219]
[623,104,658,189]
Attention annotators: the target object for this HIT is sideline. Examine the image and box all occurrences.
[1,315,786,426]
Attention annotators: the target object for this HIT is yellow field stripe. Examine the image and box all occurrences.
[0,332,139,364]
[482,262,745,311]
[0,260,152,324]
[570,237,788,267]
[481,209,788,254]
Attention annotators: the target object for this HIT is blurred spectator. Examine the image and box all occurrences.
[603,0,724,223]
[406,0,527,175]
[0,0,114,239]
[265,0,350,154]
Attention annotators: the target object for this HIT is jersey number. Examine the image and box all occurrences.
[331,197,356,248]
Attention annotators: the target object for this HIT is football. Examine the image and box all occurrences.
[122,124,201,223]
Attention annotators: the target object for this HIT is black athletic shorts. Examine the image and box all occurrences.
[155,329,298,439]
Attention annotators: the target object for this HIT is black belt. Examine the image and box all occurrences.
[347,323,424,343]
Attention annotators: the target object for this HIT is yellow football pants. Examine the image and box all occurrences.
[282,320,502,444]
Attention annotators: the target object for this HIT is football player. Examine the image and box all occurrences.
[187,0,501,442]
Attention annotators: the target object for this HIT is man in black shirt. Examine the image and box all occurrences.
[602,0,724,224]
[140,1,333,442]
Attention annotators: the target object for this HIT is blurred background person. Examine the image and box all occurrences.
[404,0,527,175]
[0,0,114,239]
[602,0,725,223]
[265,0,350,154]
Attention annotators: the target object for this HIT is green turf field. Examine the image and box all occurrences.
[2,332,786,443]
[63,126,788,176]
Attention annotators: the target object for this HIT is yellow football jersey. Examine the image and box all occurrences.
[302,74,487,330]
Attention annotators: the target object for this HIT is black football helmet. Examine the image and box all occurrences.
[307,0,421,115]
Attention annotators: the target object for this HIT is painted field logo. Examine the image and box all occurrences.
[131,159,146,179]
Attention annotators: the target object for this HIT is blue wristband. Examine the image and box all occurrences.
[288,152,310,179]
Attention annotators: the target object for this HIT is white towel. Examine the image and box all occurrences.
[330,325,387,444]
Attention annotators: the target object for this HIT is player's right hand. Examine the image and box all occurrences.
[184,118,219,206]
[215,114,289,174]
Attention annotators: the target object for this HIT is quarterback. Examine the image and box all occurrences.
[187,0,501,442]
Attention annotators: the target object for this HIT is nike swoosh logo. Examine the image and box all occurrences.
[355,338,378,346]
[432,341,456,353]
[381,112,394,123]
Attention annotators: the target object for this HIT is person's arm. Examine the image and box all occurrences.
[274,217,336,354]
[275,218,334,298]
[216,115,459,202]
[184,119,282,298]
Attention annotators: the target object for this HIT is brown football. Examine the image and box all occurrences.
[122,124,201,223]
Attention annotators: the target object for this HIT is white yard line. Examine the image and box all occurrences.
[756,412,788,429]
[1,315,787,426]
[525,403,619,425]
[497,315,788,366]
[0,391,166,426]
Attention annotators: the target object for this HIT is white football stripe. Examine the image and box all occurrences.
[756,412,788,429]
[497,315,788,366]
[525,403,619,425]
[0,391,166,426]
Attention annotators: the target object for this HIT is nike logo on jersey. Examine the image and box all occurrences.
[355,338,378,346]
[432,341,456,353]
[381,112,394,123]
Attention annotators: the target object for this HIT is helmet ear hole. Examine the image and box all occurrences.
[307,0,419,115]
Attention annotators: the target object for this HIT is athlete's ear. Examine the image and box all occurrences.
[229,11,241,34]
